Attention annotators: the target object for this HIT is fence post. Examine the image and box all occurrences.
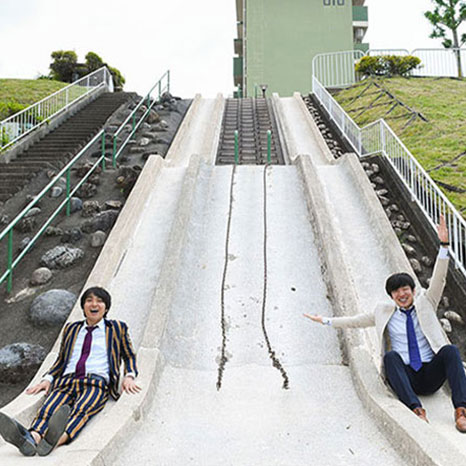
[167,70,170,94]
[380,121,385,154]
[113,135,117,168]
[7,230,13,293]
[101,131,106,171]
[66,169,71,216]
[234,130,239,165]
[267,130,271,163]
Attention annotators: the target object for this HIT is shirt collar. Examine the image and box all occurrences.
[85,319,105,330]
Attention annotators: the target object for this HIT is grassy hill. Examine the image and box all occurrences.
[0,79,68,120]
[332,77,466,216]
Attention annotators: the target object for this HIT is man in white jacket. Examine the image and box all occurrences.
[304,216,466,432]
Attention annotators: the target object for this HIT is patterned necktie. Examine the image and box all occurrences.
[75,326,96,379]
[402,306,422,371]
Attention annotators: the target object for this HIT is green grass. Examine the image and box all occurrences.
[0,79,68,120]
[333,77,466,216]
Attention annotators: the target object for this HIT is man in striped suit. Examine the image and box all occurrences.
[0,286,140,456]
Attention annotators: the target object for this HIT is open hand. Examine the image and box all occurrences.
[26,380,51,395]
[437,214,449,244]
[303,314,323,324]
[122,376,141,395]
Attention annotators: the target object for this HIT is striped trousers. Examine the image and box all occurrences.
[30,374,109,441]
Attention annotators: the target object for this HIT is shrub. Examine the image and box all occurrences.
[355,55,421,77]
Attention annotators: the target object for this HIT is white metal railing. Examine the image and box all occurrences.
[312,74,466,276]
[313,48,466,88]
[0,67,113,152]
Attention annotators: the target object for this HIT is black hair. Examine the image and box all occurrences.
[80,286,111,317]
[385,273,416,296]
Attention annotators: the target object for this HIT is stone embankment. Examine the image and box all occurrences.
[0,93,191,407]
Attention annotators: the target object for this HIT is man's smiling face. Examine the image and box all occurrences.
[390,285,415,309]
[83,293,107,325]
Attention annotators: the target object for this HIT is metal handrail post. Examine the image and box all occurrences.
[65,169,71,216]
[158,80,162,99]
[101,131,106,171]
[267,130,271,163]
[234,130,239,165]
[113,135,117,168]
[7,230,13,293]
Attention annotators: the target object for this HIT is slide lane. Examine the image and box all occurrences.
[115,165,402,465]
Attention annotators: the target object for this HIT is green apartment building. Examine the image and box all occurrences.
[234,0,368,96]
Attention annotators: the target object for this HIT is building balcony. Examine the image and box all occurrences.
[352,0,366,6]
[352,5,368,22]
[234,38,243,56]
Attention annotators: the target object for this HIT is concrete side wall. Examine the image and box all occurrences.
[245,0,353,96]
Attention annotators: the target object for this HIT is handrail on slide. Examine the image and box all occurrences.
[0,70,171,293]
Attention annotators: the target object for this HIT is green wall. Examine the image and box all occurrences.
[245,0,353,96]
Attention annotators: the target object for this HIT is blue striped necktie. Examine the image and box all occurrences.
[402,306,422,371]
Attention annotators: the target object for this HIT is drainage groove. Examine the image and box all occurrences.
[261,164,290,389]
[216,164,237,390]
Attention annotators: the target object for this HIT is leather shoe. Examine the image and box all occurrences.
[0,412,36,456]
[36,404,71,456]
[413,407,428,423]
[455,407,466,433]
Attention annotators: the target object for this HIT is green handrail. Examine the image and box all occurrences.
[112,70,170,168]
[0,69,172,293]
[0,130,106,292]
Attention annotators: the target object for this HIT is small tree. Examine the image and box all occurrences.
[49,50,78,82]
[425,0,466,77]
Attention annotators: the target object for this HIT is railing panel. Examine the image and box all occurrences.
[411,48,466,77]
[312,50,364,88]
[0,67,113,152]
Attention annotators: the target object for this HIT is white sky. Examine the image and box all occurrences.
[0,0,458,98]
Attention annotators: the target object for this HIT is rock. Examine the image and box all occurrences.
[440,318,452,333]
[82,200,101,218]
[378,196,390,206]
[364,170,374,178]
[444,311,464,325]
[19,237,31,252]
[14,217,36,233]
[105,200,123,210]
[371,163,380,173]
[0,343,47,384]
[24,207,41,218]
[24,195,41,208]
[421,256,433,267]
[88,174,101,186]
[40,245,84,269]
[373,176,385,185]
[160,120,169,129]
[139,137,151,147]
[30,289,77,326]
[81,210,119,233]
[69,197,83,214]
[396,214,406,222]
[361,162,370,170]
[409,258,422,273]
[50,187,63,198]
[407,235,417,243]
[91,230,107,247]
[73,163,102,178]
[390,204,399,213]
[77,182,97,199]
[400,221,411,230]
[30,267,52,286]
[376,189,388,196]
[0,214,9,225]
[147,110,161,124]
[402,243,416,256]
[61,228,82,243]
[45,226,63,237]
[441,296,450,308]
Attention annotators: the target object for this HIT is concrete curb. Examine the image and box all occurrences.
[292,92,334,163]
[165,94,202,164]
[296,153,466,466]
[0,155,166,457]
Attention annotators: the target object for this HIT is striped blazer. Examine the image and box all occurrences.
[46,319,138,400]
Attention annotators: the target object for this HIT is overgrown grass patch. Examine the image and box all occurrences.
[333,77,466,216]
[0,79,68,120]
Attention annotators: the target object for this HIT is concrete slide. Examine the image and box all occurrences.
[0,93,463,465]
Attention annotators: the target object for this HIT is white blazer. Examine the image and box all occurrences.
[329,253,450,362]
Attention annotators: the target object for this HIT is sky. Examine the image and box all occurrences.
[0,0,458,98]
